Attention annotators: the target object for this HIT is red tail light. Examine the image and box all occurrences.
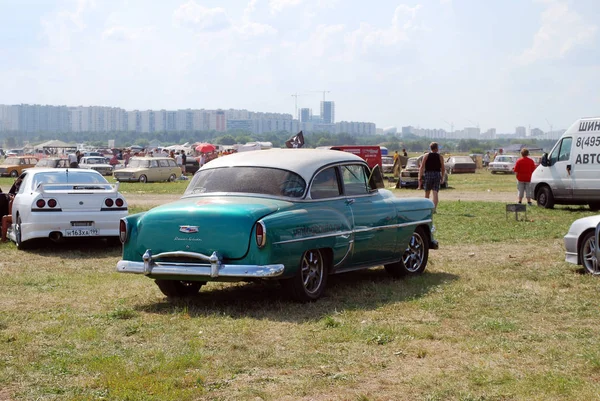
[36,199,46,208]
[105,198,114,207]
[115,198,124,207]
[48,199,57,208]
[255,221,266,248]
[119,219,127,243]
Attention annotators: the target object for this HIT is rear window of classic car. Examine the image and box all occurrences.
[185,167,306,198]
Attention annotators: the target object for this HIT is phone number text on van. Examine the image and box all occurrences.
[575,136,600,150]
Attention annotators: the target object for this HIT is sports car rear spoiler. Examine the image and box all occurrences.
[38,182,120,194]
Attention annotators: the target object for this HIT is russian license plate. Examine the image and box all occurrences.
[65,228,99,237]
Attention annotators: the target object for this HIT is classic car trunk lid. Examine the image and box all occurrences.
[134,196,291,259]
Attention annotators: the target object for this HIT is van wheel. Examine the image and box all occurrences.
[537,186,555,209]
[589,202,600,211]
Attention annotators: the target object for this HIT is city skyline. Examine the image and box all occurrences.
[1,0,599,132]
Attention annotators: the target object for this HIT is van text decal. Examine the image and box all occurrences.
[575,154,600,164]
[575,136,600,150]
[579,121,600,132]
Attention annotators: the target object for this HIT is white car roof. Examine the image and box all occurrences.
[203,148,365,182]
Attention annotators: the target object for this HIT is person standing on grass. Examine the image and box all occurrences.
[513,148,537,205]
[418,142,445,211]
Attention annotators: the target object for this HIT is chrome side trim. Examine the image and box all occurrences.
[273,230,353,245]
[333,241,354,268]
[272,219,432,245]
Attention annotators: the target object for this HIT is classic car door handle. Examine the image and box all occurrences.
[345,199,355,205]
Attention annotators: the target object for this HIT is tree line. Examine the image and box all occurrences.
[0,130,557,154]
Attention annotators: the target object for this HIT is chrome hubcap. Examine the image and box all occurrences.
[301,250,324,294]
[402,232,425,272]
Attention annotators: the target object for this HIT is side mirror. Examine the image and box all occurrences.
[540,153,549,167]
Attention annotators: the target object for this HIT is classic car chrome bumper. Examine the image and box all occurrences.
[116,249,285,278]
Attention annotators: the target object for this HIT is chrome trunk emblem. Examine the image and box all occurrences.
[179,225,199,233]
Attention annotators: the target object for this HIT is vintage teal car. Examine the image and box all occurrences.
[116,149,438,302]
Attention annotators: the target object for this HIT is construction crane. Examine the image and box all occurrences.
[545,118,553,135]
[442,119,454,134]
[291,93,302,119]
[311,90,331,101]
[468,119,480,130]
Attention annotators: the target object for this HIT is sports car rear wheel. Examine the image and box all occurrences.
[15,216,30,250]
[155,279,205,297]
[579,231,599,275]
[385,227,429,277]
[281,249,328,302]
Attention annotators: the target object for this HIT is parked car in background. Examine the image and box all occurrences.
[79,156,113,176]
[116,149,439,302]
[113,156,181,183]
[398,157,448,189]
[398,157,420,188]
[6,168,128,249]
[563,215,600,275]
[0,156,39,177]
[381,155,394,173]
[488,155,519,174]
[445,155,477,174]
[34,158,69,169]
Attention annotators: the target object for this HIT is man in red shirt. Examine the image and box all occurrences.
[513,148,537,205]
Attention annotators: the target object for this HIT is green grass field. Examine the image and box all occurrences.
[1,170,599,400]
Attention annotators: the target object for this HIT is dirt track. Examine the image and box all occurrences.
[123,189,517,208]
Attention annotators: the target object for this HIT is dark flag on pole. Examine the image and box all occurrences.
[285,131,305,148]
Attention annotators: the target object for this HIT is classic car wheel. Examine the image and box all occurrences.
[537,186,554,209]
[15,216,30,250]
[385,227,429,277]
[579,231,600,275]
[447,168,453,175]
[281,249,328,302]
[168,174,177,182]
[155,279,205,297]
[10,170,18,178]
[138,175,148,183]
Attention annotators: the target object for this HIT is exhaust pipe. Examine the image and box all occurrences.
[49,232,63,242]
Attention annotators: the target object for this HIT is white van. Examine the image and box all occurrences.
[532,117,600,210]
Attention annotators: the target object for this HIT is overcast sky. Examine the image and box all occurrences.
[1,0,599,132]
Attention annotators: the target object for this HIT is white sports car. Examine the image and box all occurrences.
[564,215,600,275]
[7,168,128,249]
[78,156,114,176]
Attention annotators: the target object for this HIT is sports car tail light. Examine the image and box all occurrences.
[255,221,266,248]
[105,198,114,207]
[47,199,57,208]
[115,198,124,207]
[119,219,128,243]
[36,199,46,208]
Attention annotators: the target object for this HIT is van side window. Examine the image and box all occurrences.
[558,137,572,161]
[549,137,572,165]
